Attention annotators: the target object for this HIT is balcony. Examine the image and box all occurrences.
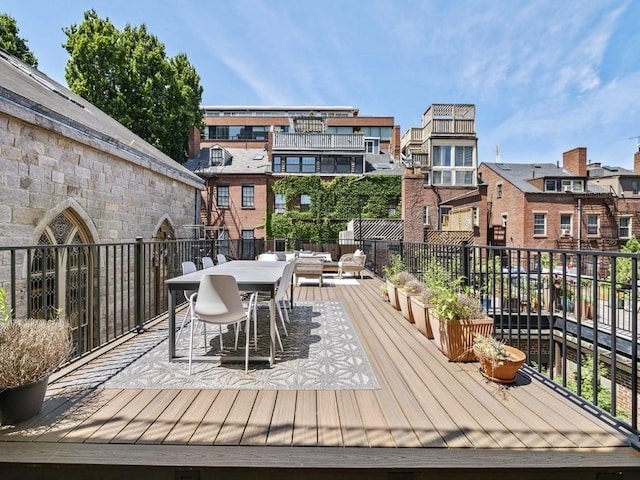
[1,239,639,478]
[421,103,476,138]
[272,132,364,151]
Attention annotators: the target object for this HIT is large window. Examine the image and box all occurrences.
[432,170,452,185]
[432,145,475,186]
[432,146,452,167]
[275,194,286,214]
[533,213,547,236]
[242,185,254,208]
[560,213,572,236]
[284,156,316,173]
[217,185,230,208]
[205,125,286,140]
[454,146,473,167]
[619,216,632,239]
[587,214,600,236]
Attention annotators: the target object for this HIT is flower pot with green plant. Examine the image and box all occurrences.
[429,286,494,362]
[383,254,407,310]
[472,333,526,383]
[410,286,440,338]
[397,278,423,323]
[387,271,414,311]
[0,289,73,425]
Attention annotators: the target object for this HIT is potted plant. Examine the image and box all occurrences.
[0,289,73,425]
[580,279,594,320]
[381,284,390,302]
[397,278,423,323]
[429,287,494,362]
[383,254,407,310]
[387,271,414,311]
[410,286,440,338]
[472,333,526,383]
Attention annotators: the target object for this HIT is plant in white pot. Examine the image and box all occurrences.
[0,289,73,425]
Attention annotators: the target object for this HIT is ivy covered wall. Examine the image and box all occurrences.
[269,175,401,242]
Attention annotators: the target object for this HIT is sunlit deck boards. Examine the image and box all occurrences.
[1,271,639,478]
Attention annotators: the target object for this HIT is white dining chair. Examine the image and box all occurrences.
[188,274,257,374]
[257,253,279,261]
[254,260,295,351]
[216,254,227,264]
[176,261,197,343]
[201,256,214,269]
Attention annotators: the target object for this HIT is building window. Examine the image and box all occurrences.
[241,229,254,239]
[473,207,480,227]
[302,156,316,173]
[423,206,430,225]
[274,194,286,214]
[632,180,640,195]
[300,194,311,212]
[587,214,600,236]
[501,213,508,227]
[497,183,503,199]
[432,170,452,185]
[242,185,254,208]
[286,156,301,173]
[454,146,473,167]
[432,146,452,166]
[560,214,572,236]
[387,197,398,215]
[364,137,380,154]
[217,185,230,208]
[561,179,584,192]
[619,216,632,239]
[454,170,474,185]
[439,206,452,228]
[272,156,283,173]
[320,156,353,174]
[533,213,546,236]
[545,179,557,192]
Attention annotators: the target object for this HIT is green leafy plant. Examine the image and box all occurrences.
[383,253,406,280]
[433,288,485,321]
[389,271,415,288]
[472,334,511,364]
[0,288,12,323]
[402,279,424,294]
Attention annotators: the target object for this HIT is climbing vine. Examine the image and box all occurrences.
[268,175,401,242]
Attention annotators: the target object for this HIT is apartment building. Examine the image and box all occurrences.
[472,147,640,250]
[186,106,402,241]
[400,104,480,242]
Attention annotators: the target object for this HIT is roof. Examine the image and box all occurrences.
[588,165,636,177]
[364,152,404,175]
[0,49,203,189]
[184,146,271,175]
[481,162,576,193]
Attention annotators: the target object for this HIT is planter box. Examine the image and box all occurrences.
[387,281,400,310]
[429,313,494,362]
[397,289,419,323]
[410,296,434,338]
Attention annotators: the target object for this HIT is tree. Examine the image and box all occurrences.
[0,13,38,66]
[63,10,202,162]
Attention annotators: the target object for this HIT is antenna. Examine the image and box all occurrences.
[628,136,640,152]
[495,145,501,163]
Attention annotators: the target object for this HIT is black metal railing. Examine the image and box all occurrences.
[1,237,637,436]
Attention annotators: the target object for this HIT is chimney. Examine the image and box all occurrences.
[635,151,640,175]
[187,126,201,159]
[562,147,587,176]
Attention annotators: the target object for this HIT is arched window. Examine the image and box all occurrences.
[30,211,92,349]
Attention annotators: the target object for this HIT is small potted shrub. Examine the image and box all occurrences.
[410,286,440,338]
[387,271,414,311]
[429,287,494,362]
[472,334,526,383]
[0,289,73,425]
[397,279,423,323]
[383,254,407,310]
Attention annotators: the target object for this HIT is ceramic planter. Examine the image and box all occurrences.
[0,376,49,425]
[387,281,400,310]
[473,345,526,383]
[397,289,419,323]
[429,313,494,362]
[410,296,434,338]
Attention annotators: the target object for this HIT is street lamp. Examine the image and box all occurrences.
[358,195,367,250]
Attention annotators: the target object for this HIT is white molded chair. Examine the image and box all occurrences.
[257,253,279,261]
[254,260,295,351]
[176,261,197,343]
[216,254,227,264]
[188,274,256,374]
[201,256,214,269]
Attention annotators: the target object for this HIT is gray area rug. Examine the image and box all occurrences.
[57,301,379,391]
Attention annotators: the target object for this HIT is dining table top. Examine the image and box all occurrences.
[165,260,286,291]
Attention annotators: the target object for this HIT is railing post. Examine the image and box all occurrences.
[134,237,144,333]
[460,240,470,288]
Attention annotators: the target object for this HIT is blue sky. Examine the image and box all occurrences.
[5,0,640,168]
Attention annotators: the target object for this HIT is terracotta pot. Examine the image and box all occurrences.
[387,281,400,310]
[0,375,49,425]
[473,345,526,383]
[410,296,433,338]
[429,313,494,362]
[397,289,419,323]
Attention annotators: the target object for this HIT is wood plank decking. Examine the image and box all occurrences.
[1,272,639,479]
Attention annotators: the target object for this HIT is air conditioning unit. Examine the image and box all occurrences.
[560,227,571,236]
[563,185,572,193]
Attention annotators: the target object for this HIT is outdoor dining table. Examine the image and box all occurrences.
[165,260,286,366]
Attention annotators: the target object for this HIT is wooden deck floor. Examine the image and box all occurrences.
[1,272,639,479]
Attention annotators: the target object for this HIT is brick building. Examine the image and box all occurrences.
[400,104,480,242]
[473,147,640,250]
[186,106,403,242]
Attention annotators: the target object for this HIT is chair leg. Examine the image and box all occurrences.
[176,304,190,343]
[277,303,289,336]
[188,312,196,375]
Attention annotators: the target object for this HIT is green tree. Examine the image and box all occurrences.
[613,235,640,285]
[63,10,203,162]
[0,13,38,66]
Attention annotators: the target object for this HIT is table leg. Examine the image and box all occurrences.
[168,289,176,361]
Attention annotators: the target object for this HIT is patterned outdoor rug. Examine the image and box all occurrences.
[56,301,379,391]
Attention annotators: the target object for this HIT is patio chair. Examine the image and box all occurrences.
[201,256,214,269]
[176,261,197,343]
[337,250,366,278]
[188,274,257,374]
[216,254,227,264]
[257,253,279,261]
[294,257,325,286]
